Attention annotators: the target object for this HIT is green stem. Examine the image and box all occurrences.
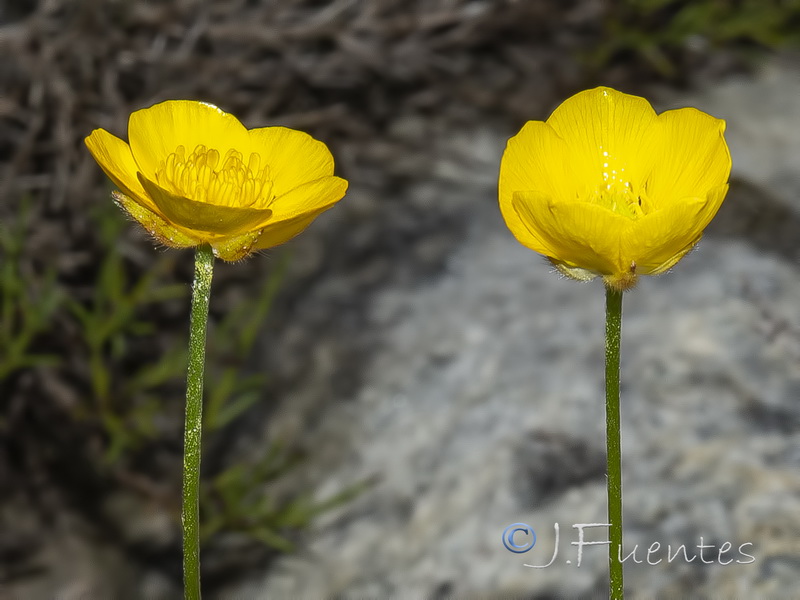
[182,244,214,599]
[605,286,624,600]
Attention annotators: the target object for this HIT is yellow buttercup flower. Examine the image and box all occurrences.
[499,87,731,290]
[86,100,348,261]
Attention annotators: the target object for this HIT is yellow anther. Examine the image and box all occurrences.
[156,145,274,209]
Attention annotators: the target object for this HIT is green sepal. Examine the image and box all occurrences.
[112,190,198,248]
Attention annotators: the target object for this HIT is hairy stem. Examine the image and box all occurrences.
[182,244,214,599]
[605,286,624,599]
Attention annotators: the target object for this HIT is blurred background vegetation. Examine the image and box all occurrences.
[1,0,799,595]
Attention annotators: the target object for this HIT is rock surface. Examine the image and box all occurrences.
[220,56,800,599]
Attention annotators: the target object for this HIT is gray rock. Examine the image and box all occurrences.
[220,55,800,599]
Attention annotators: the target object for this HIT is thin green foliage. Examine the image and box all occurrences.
[67,204,187,462]
[597,0,800,76]
[64,204,363,553]
[201,442,369,552]
[198,249,368,551]
[0,197,63,380]
[204,251,290,434]
[3,195,363,556]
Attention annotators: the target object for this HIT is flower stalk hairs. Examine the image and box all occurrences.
[86,100,347,599]
[499,87,731,598]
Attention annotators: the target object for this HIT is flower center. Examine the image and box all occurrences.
[586,147,651,219]
[156,144,274,209]
[588,182,650,220]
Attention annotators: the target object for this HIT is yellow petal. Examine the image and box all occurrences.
[85,129,156,211]
[248,127,335,196]
[112,191,200,248]
[268,176,348,223]
[252,176,347,249]
[513,191,627,275]
[499,121,572,255]
[253,212,325,251]
[546,87,660,192]
[128,100,251,180]
[647,108,731,206]
[624,184,729,274]
[138,173,273,236]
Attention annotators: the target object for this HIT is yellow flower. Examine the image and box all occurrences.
[499,87,731,290]
[86,100,348,261]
